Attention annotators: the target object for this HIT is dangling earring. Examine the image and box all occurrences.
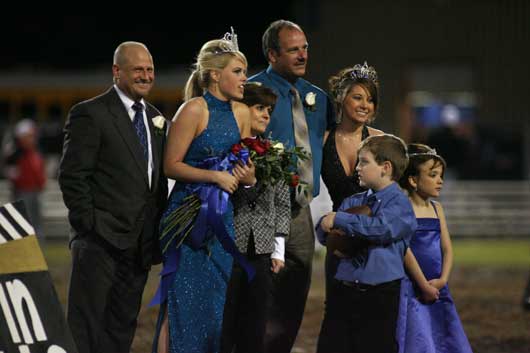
[212,80,220,94]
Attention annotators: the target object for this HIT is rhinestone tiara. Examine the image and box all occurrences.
[213,26,239,54]
[350,61,378,84]
[408,149,439,158]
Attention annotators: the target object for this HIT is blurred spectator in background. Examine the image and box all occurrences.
[3,119,47,235]
[427,105,475,180]
[523,273,530,311]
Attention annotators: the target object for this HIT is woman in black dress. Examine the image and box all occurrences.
[318,62,384,352]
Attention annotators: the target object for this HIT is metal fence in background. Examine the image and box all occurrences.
[439,180,530,237]
[1,180,529,239]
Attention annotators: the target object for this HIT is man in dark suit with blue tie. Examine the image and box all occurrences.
[58,41,168,353]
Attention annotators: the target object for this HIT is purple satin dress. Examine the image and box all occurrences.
[396,213,473,353]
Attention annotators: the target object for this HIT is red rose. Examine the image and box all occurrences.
[253,143,267,155]
[242,138,257,148]
[261,139,272,151]
[290,174,300,187]
[251,139,271,155]
[241,138,268,155]
[231,143,243,154]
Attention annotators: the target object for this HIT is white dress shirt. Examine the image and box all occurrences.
[114,85,153,188]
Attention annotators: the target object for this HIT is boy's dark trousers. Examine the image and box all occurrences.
[221,237,273,353]
[265,205,314,353]
[316,278,401,353]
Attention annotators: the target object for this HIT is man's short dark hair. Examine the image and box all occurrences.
[262,19,303,60]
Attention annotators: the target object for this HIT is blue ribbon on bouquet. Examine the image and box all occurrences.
[149,148,255,307]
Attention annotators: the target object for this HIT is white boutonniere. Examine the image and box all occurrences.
[272,141,285,153]
[152,115,166,136]
[304,92,317,112]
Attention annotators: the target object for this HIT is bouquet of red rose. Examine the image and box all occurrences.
[159,137,309,256]
[231,136,310,190]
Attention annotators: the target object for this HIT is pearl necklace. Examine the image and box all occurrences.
[335,131,363,142]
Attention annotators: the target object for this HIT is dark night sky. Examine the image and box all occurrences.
[3,10,298,72]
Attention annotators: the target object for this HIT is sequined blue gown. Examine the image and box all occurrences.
[396,212,473,353]
[153,92,239,353]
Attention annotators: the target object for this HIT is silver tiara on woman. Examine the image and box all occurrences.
[223,26,239,51]
[350,61,378,84]
[214,26,239,54]
[409,149,439,158]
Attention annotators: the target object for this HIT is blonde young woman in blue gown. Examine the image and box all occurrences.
[152,34,253,353]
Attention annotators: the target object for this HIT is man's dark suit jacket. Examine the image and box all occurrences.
[59,87,167,266]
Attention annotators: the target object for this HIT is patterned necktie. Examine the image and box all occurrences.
[132,102,148,161]
[290,87,313,207]
[365,194,380,214]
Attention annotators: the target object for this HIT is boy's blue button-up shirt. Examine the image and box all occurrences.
[249,66,335,197]
[316,182,417,285]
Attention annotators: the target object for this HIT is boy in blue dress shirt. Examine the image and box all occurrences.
[317,134,416,353]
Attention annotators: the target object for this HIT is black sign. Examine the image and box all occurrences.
[0,201,77,353]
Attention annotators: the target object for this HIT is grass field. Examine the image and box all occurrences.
[42,238,530,273]
[41,238,530,353]
[452,239,530,267]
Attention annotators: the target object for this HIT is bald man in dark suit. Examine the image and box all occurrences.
[59,41,168,353]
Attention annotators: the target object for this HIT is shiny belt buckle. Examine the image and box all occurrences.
[341,280,371,292]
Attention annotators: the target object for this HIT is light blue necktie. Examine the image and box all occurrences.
[290,87,313,207]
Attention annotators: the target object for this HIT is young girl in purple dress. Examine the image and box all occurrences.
[396,143,473,353]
